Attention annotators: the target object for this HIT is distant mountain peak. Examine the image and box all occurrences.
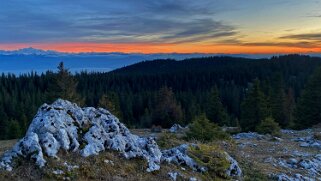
[0,47,63,56]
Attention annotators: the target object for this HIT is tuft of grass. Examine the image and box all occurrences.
[156,132,185,149]
[188,144,230,180]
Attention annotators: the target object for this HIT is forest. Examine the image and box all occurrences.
[0,54,321,139]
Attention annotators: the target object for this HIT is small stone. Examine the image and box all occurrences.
[168,171,179,181]
[104,159,114,166]
[53,169,64,175]
[300,142,310,147]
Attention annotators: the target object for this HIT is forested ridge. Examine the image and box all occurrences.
[0,54,321,139]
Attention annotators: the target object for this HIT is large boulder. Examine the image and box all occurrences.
[0,99,242,178]
[0,99,162,172]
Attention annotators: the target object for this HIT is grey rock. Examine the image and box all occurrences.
[169,124,184,133]
[233,132,265,140]
[168,171,179,181]
[161,144,206,172]
[0,99,162,172]
[225,153,242,177]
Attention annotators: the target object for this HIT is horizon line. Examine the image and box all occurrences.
[1,47,321,56]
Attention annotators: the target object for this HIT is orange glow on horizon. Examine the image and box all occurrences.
[0,42,320,54]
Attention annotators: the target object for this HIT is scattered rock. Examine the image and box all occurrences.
[104,159,114,166]
[272,173,313,181]
[281,129,295,134]
[168,171,179,181]
[277,155,321,177]
[293,136,321,149]
[287,158,298,165]
[63,162,79,171]
[233,132,265,140]
[161,144,206,172]
[238,142,257,148]
[53,169,64,175]
[169,124,185,133]
[162,144,242,177]
[264,156,276,164]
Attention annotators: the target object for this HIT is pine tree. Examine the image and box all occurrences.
[140,108,152,128]
[270,73,287,127]
[284,88,295,128]
[8,120,22,139]
[98,93,122,120]
[240,79,270,132]
[152,87,183,128]
[47,62,82,104]
[205,87,229,126]
[295,67,321,128]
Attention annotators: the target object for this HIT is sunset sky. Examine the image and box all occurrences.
[1,0,321,54]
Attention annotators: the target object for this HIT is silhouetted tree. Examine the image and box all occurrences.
[205,87,229,126]
[295,67,321,128]
[98,93,122,120]
[240,79,270,131]
[152,87,183,128]
[270,73,287,127]
[47,62,82,104]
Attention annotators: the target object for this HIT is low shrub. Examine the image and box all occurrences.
[255,117,281,136]
[186,114,230,142]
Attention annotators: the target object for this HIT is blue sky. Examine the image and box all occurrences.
[0,0,321,53]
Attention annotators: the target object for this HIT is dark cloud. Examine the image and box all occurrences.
[242,41,318,48]
[280,33,321,41]
[0,0,238,44]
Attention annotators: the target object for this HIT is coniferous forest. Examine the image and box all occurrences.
[1,54,321,139]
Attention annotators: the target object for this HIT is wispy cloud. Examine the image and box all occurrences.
[280,32,321,41]
[0,0,238,44]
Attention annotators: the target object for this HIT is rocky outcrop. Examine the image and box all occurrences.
[0,99,162,172]
[0,99,242,178]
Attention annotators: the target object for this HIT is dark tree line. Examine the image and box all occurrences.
[0,55,321,139]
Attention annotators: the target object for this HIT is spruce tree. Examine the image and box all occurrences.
[98,93,123,120]
[152,87,183,128]
[47,62,82,104]
[295,67,321,128]
[8,120,22,139]
[270,73,287,127]
[240,79,270,132]
[205,87,229,126]
[284,88,295,128]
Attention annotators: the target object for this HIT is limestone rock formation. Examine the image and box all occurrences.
[0,99,162,172]
[0,99,242,178]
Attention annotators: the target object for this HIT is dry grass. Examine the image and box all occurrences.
[226,129,321,179]
[0,132,208,181]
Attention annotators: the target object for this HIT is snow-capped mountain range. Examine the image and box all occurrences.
[0,47,320,75]
[0,47,64,56]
